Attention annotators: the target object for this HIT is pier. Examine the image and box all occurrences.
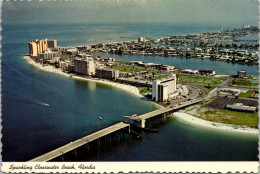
[29,122,130,162]
[125,98,203,128]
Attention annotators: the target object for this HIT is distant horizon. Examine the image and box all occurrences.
[2,0,259,27]
[2,21,257,29]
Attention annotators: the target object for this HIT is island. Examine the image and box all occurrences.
[25,25,259,135]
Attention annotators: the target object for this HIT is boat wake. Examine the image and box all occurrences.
[4,90,51,107]
[34,101,51,107]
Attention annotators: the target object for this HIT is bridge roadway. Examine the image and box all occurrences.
[132,98,203,127]
[29,122,130,162]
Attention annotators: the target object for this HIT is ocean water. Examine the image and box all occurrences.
[1,23,258,161]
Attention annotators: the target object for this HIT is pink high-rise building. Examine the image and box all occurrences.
[28,41,38,57]
[28,39,48,57]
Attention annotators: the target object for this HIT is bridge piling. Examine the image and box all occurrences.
[125,98,203,129]
[29,122,130,162]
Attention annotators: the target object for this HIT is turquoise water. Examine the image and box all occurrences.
[1,23,258,161]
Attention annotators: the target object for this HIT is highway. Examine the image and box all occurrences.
[136,98,203,121]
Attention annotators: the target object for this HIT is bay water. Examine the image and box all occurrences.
[1,23,258,161]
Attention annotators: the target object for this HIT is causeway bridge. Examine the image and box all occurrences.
[124,98,203,128]
[29,98,203,162]
[29,122,130,162]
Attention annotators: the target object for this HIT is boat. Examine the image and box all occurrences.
[43,103,50,107]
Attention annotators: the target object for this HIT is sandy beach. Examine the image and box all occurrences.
[172,112,258,135]
[23,56,143,98]
[24,56,258,134]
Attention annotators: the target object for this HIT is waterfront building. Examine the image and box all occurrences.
[38,39,47,54]
[237,70,247,78]
[181,69,199,74]
[47,40,57,49]
[138,37,145,42]
[219,88,240,96]
[38,50,59,60]
[152,74,177,101]
[95,68,120,80]
[130,61,145,67]
[199,69,216,76]
[104,58,116,62]
[159,65,175,72]
[59,61,67,71]
[78,53,92,58]
[243,24,251,29]
[28,39,48,57]
[144,62,160,68]
[66,48,78,55]
[28,41,38,57]
[74,57,96,76]
[226,103,256,112]
[68,65,74,72]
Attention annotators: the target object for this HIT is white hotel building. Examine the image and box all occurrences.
[74,57,96,76]
[152,74,177,102]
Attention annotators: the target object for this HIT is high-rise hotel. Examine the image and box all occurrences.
[28,39,57,57]
[152,74,177,102]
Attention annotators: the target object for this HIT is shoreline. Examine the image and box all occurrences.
[23,56,162,109]
[23,56,258,134]
[172,112,258,135]
[23,56,142,97]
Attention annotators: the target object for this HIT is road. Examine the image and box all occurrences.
[29,122,129,162]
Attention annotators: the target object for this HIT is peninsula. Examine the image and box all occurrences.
[25,25,259,134]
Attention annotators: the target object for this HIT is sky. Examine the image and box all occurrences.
[2,0,259,26]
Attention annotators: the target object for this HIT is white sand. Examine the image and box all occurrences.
[24,56,257,134]
[23,56,142,98]
[172,112,258,135]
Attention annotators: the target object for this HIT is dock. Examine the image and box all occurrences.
[29,122,130,162]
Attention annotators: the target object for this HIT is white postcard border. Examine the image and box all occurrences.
[1,162,259,173]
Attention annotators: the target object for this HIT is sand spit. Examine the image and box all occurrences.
[172,112,258,135]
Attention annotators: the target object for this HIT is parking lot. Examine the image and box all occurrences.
[203,96,258,110]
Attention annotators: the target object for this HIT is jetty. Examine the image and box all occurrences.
[29,122,130,162]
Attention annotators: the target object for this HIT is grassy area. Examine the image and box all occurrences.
[197,97,215,106]
[115,60,128,64]
[137,87,152,94]
[238,90,254,98]
[108,65,158,73]
[154,74,169,79]
[231,79,259,88]
[201,85,215,92]
[188,107,258,126]
[178,74,226,85]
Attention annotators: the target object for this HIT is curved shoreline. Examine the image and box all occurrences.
[23,56,258,135]
[23,56,143,98]
[172,112,258,135]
